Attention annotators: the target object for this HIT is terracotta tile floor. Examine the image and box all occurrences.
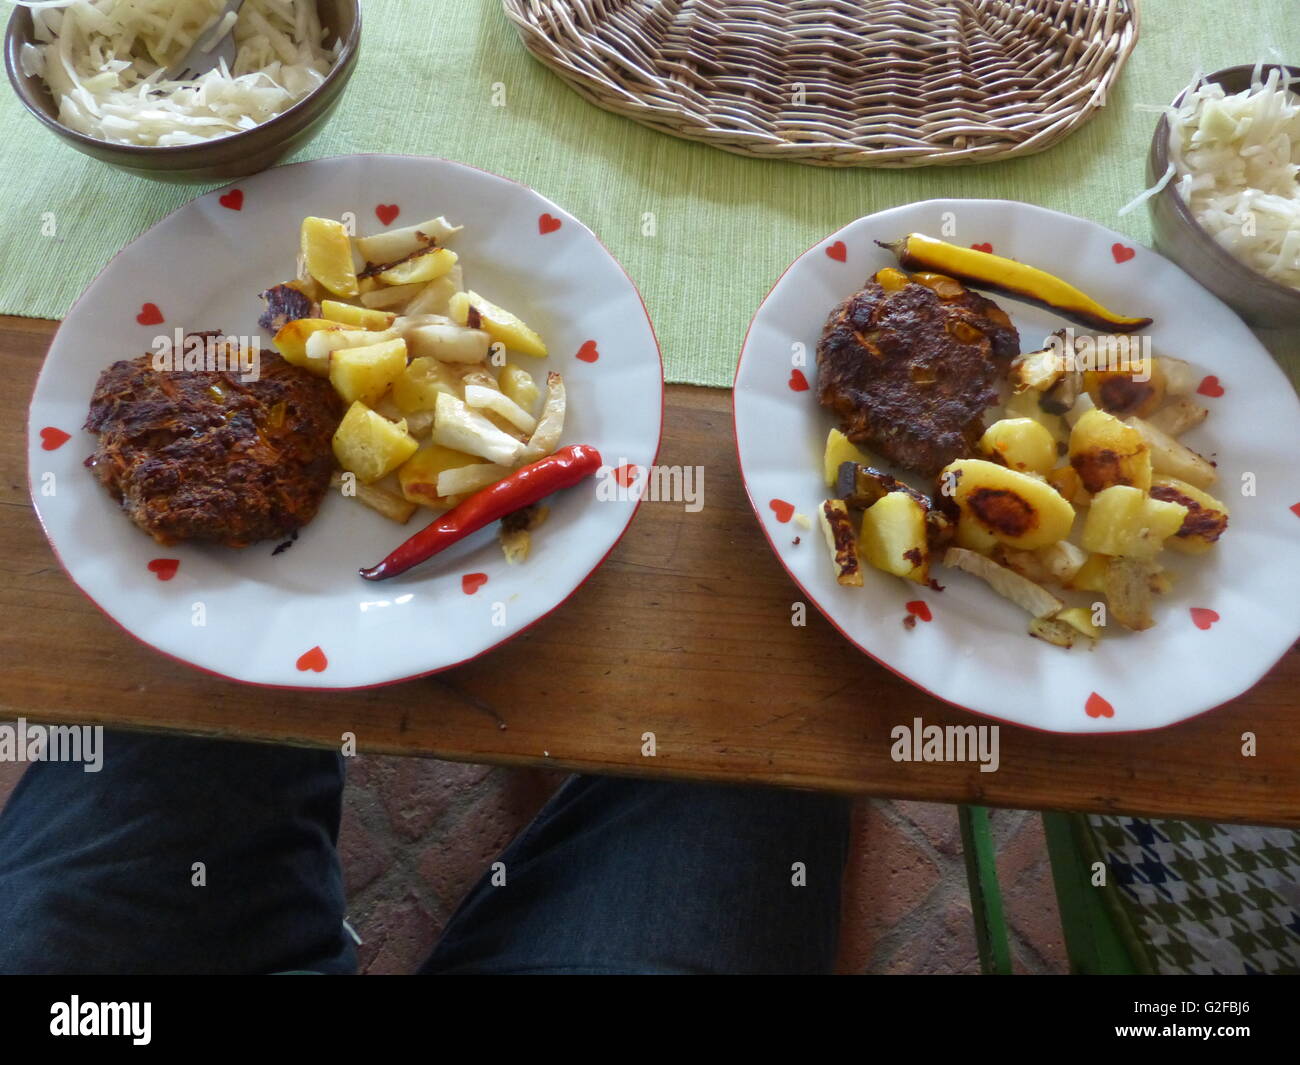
[339,758,1067,974]
[0,745,1069,974]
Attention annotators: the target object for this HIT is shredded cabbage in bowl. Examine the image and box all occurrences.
[1125,67,1300,291]
[16,0,339,147]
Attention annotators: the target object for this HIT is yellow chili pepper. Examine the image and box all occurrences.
[879,233,1153,333]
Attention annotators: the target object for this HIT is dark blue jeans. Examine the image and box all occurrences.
[0,733,850,974]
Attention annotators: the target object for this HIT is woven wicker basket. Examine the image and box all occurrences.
[502,0,1140,167]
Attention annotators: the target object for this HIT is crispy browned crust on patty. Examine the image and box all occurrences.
[816,274,1019,476]
[84,346,341,548]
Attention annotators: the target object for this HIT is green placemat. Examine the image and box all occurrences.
[1,0,1297,387]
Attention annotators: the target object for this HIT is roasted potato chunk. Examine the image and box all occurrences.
[823,428,872,488]
[274,318,358,377]
[953,517,1000,555]
[449,290,548,358]
[397,442,481,507]
[1080,485,1187,559]
[301,217,359,298]
[979,418,1057,475]
[1067,551,1111,594]
[320,301,396,331]
[376,247,458,286]
[1046,464,1090,507]
[1068,408,1151,493]
[332,402,419,484]
[860,491,929,584]
[1149,476,1229,554]
[941,458,1076,551]
[329,338,409,408]
[392,356,462,413]
[1084,362,1165,418]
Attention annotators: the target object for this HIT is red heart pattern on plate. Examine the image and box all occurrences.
[375,204,400,225]
[825,241,847,262]
[970,242,993,254]
[136,303,164,326]
[39,426,70,450]
[905,600,932,622]
[788,369,809,392]
[218,189,243,211]
[1085,692,1114,718]
[576,340,599,363]
[1197,375,1225,398]
[613,464,640,487]
[462,573,489,595]
[538,213,562,235]
[1292,503,1300,518]
[769,499,794,523]
[296,646,327,672]
[147,558,179,581]
[1111,243,1136,264]
[1190,607,1220,630]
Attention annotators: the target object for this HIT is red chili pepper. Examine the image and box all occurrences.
[359,444,603,581]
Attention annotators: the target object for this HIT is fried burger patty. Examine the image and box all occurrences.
[816,272,1020,476]
[84,346,341,547]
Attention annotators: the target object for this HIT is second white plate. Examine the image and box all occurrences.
[734,198,1300,733]
[28,154,663,688]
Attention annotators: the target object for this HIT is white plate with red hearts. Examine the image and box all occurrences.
[28,154,662,689]
[734,198,1300,734]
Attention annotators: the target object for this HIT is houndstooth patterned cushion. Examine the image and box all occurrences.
[1087,816,1300,975]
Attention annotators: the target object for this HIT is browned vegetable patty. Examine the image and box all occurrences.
[84,343,341,547]
[816,272,1020,476]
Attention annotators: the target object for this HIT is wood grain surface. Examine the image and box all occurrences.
[3,315,1297,825]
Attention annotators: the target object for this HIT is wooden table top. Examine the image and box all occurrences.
[4,314,1298,826]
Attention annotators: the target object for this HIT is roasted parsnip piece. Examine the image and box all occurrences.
[943,547,1063,618]
[818,499,863,586]
[330,472,417,525]
[1124,416,1217,489]
[1103,557,1158,631]
[1146,396,1209,437]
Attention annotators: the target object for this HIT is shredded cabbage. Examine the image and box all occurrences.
[16,0,338,147]
[1133,68,1300,290]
